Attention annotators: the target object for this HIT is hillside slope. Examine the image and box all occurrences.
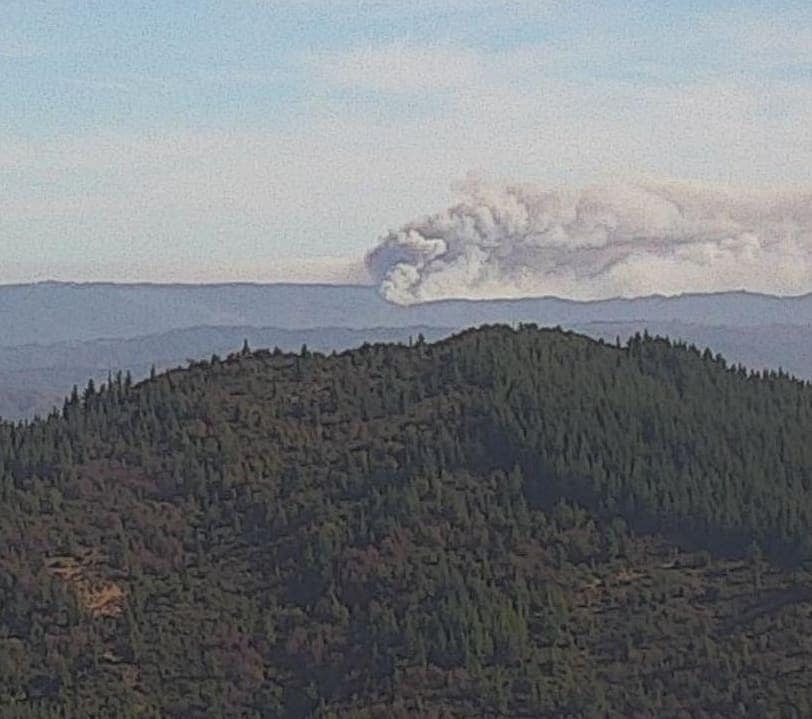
[2,327,812,717]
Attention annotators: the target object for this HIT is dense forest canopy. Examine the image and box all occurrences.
[1,325,812,717]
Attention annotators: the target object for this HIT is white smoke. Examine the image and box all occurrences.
[365,178,812,304]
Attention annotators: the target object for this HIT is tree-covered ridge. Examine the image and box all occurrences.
[1,325,812,717]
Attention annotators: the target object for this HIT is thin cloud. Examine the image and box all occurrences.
[0,38,46,58]
[312,41,483,94]
[701,8,812,76]
[3,7,811,289]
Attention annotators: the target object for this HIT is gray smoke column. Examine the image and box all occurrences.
[365,178,812,304]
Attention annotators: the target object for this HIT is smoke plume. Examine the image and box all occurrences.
[365,178,812,304]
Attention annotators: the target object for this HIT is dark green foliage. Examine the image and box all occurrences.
[1,325,812,717]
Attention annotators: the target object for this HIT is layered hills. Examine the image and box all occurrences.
[3,282,812,421]
[3,282,812,346]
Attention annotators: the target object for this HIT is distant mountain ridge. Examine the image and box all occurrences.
[2,281,812,347]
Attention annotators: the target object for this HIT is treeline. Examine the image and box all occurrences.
[0,326,811,717]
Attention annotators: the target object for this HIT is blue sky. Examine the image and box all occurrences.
[1,1,810,284]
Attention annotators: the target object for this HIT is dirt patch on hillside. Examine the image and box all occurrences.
[45,552,126,618]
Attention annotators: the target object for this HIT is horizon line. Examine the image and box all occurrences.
[1,279,811,306]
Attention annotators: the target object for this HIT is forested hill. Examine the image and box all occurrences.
[3,326,812,717]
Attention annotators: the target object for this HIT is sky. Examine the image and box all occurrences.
[1,1,811,291]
